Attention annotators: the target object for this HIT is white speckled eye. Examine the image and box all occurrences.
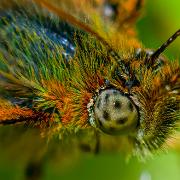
[94,89,138,135]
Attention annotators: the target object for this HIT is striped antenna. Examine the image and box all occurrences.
[149,29,180,65]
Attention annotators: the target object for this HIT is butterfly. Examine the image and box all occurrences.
[0,0,179,163]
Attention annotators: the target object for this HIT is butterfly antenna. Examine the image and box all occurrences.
[149,29,180,65]
[33,0,113,51]
[33,0,129,78]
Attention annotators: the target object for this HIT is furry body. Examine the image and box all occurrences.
[0,0,179,157]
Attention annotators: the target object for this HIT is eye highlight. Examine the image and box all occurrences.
[94,89,139,135]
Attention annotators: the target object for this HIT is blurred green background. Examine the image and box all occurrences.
[137,0,180,59]
[0,0,180,180]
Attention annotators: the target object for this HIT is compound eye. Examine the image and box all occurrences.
[94,89,138,135]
